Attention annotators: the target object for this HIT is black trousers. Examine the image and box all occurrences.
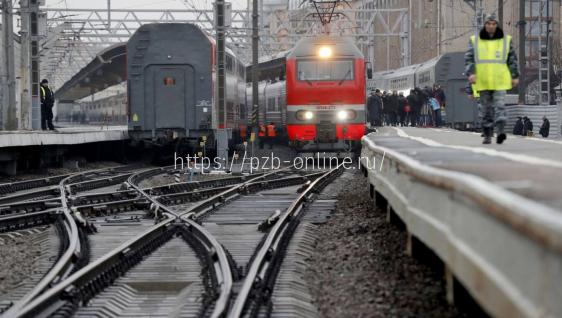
[41,104,55,130]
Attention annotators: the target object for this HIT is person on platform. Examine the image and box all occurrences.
[258,123,266,149]
[40,79,56,131]
[539,116,550,138]
[513,117,524,135]
[367,89,382,127]
[522,116,533,136]
[406,90,418,127]
[465,14,519,144]
[398,92,409,126]
[387,91,399,126]
[266,122,276,149]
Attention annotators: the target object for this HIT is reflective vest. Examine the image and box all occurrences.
[258,125,266,137]
[470,35,512,91]
[267,124,276,137]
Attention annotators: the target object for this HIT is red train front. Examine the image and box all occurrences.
[285,36,366,152]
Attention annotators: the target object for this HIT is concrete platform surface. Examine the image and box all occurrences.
[368,127,562,211]
[0,125,128,148]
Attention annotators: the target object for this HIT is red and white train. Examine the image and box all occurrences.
[248,36,369,152]
[120,24,368,154]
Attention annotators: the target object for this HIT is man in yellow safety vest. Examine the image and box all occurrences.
[465,14,519,144]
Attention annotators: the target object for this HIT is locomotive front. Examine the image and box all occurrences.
[285,37,366,152]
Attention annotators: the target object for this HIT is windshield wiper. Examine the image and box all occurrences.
[338,70,351,85]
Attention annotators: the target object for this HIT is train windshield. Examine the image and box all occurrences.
[297,60,354,82]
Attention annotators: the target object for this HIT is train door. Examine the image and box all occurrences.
[145,65,195,130]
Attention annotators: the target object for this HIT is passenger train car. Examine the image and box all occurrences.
[125,23,368,154]
[127,23,246,150]
[369,52,479,129]
[249,37,369,152]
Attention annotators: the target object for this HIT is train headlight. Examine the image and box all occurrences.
[337,110,349,120]
[318,46,332,58]
[296,110,314,121]
[336,110,356,121]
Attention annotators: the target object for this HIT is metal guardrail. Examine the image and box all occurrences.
[360,135,562,317]
[229,164,343,317]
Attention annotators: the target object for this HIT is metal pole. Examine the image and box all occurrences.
[1,0,17,130]
[19,0,31,129]
[107,0,111,30]
[30,1,41,130]
[518,0,526,104]
[497,0,503,28]
[250,0,259,136]
[216,0,226,128]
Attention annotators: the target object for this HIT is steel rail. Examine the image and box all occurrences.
[3,173,82,316]
[228,164,344,318]
[125,167,242,318]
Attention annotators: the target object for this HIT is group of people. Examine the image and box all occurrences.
[513,116,551,138]
[366,85,446,128]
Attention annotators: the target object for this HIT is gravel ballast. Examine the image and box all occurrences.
[305,170,466,317]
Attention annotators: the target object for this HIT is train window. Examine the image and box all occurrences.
[226,54,234,73]
[239,103,246,120]
[163,77,176,86]
[297,60,354,81]
[267,97,276,112]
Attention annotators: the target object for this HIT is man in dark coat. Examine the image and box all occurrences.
[406,90,418,127]
[513,117,524,135]
[386,91,399,126]
[523,116,533,136]
[367,89,383,126]
[539,116,550,138]
[398,92,408,126]
[40,79,56,131]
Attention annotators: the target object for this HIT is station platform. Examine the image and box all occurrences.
[370,126,562,210]
[361,126,562,317]
[0,125,128,148]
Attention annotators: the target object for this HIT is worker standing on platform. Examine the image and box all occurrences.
[40,79,56,131]
[258,124,266,149]
[266,122,276,149]
[465,14,519,144]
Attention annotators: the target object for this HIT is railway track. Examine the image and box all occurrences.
[8,162,344,317]
[0,165,151,315]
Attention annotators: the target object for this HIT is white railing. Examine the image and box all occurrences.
[361,135,562,318]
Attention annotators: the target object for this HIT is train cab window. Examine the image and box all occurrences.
[297,60,354,81]
[163,76,176,86]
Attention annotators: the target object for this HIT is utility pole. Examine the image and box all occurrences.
[1,0,17,130]
[250,0,259,136]
[497,0,503,28]
[19,0,31,129]
[518,0,526,104]
[215,0,228,161]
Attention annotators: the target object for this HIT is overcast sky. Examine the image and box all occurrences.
[45,0,248,10]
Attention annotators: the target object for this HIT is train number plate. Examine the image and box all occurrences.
[316,105,336,110]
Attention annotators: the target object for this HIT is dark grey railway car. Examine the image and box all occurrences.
[127,23,245,149]
[370,52,479,130]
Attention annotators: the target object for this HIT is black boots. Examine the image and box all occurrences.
[496,122,506,144]
[482,127,492,144]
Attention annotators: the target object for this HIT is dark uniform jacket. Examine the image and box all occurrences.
[40,86,55,108]
[540,118,550,138]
